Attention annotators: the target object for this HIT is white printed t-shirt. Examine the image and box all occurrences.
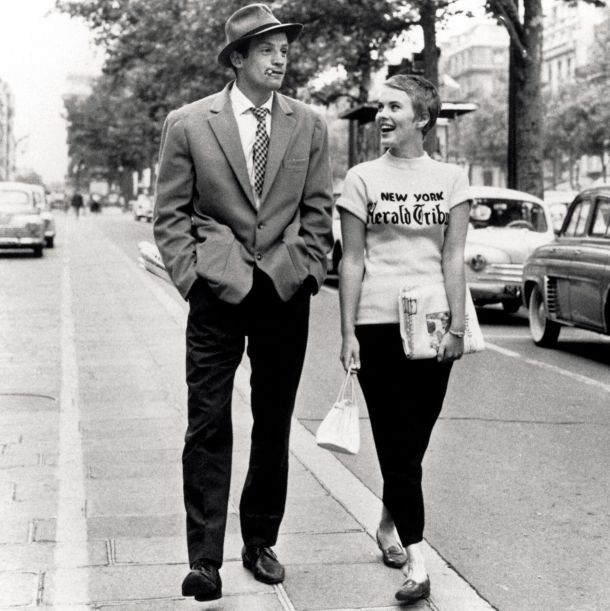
[336,151,470,324]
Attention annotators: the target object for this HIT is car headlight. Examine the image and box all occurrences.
[470,254,487,272]
[26,222,42,234]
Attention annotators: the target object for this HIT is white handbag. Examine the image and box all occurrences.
[316,369,360,455]
[398,283,484,360]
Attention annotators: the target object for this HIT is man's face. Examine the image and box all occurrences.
[233,32,289,94]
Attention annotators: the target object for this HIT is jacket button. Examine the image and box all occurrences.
[257,222,264,229]
[256,253,262,261]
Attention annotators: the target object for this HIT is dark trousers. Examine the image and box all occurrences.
[184,269,310,567]
[355,324,453,547]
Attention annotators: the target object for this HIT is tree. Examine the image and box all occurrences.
[461,84,508,172]
[483,0,606,198]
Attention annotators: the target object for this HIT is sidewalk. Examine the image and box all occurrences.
[0,217,493,610]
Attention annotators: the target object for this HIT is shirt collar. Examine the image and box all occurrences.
[231,82,274,116]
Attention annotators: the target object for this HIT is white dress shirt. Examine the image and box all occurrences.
[230,83,273,208]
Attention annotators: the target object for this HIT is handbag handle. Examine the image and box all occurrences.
[335,364,356,405]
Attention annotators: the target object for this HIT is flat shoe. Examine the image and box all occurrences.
[375,529,407,568]
[181,561,222,602]
[395,576,431,603]
[242,545,285,584]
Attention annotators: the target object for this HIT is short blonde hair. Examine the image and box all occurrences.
[384,74,441,136]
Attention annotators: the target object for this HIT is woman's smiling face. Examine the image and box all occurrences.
[376,85,426,152]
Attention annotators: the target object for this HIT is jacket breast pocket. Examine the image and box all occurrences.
[283,157,309,172]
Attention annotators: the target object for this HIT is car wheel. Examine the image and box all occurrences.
[528,285,560,347]
[502,299,521,314]
[33,245,43,258]
[45,236,54,248]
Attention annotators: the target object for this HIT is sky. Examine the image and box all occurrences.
[0,0,102,185]
[0,0,487,186]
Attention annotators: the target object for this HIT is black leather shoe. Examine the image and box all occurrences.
[182,559,222,602]
[395,576,431,603]
[242,545,285,584]
[376,528,407,568]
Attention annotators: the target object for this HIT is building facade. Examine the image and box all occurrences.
[542,0,605,95]
[439,20,509,186]
[0,78,16,181]
[440,21,509,99]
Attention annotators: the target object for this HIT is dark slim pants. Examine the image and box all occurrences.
[183,269,310,567]
[355,324,453,547]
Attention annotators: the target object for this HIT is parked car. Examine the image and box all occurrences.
[544,190,578,234]
[0,183,46,256]
[29,183,56,247]
[134,192,153,222]
[465,186,555,313]
[522,184,610,347]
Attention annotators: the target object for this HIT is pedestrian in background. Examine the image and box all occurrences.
[70,191,84,218]
[337,75,471,604]
[153,3,333,603]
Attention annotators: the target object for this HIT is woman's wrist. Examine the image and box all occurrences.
[448,328,465,338]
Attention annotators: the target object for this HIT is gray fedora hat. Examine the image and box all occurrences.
[218,3,303,67]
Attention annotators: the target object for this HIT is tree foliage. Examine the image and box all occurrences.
[480,0,606,197]
[461,84,508,170]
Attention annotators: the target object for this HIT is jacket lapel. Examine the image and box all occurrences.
[208,84,256,208]
[261,94,296,203]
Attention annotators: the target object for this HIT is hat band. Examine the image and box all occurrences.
[229,21,290,45]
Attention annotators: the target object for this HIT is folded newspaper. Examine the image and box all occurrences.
[137,241,172,285]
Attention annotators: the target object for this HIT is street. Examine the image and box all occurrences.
[1,211,609,610]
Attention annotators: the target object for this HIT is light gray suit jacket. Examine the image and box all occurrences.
[153,82,334,303]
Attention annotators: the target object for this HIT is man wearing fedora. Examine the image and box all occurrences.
[154,3,333,603]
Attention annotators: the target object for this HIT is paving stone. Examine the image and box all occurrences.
[87,515,183,540]
[283,562,419,610]
[45,561,271,604]
[280,495,363,535]
[275,532,379,565]
[14,480,59,501]
[79,403,179,422]
[79,417,180,434]
[113,533,245,565]
[82,449,182,465]
[0,465,55,483]
[86,477,182,500]
[87,494,183,517]
[0,432,22,445]
[0,499,58,520]
[81,436,183,452]
[33,518,56,542]
[0,540,108,571]
[87,461,180,480]
[0,450,42,469]
[0,570,40,606]
[0,517,31,543]
[93,593,284,610]
[0,394,58,412]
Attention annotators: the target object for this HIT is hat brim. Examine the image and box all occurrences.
[218,22,303,67]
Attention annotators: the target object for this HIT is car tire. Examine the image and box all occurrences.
[528,285,560,347]
[33,245,43,258]
[45,236,54,248]
[502,299,521,314]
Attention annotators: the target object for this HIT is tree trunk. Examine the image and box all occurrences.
[419,0,439,156]
[513,0,545,198]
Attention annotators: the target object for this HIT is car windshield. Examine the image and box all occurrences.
[469,198,548,233]
[0,191,34,213]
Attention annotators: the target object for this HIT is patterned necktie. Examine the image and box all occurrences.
[251,106,269,198]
